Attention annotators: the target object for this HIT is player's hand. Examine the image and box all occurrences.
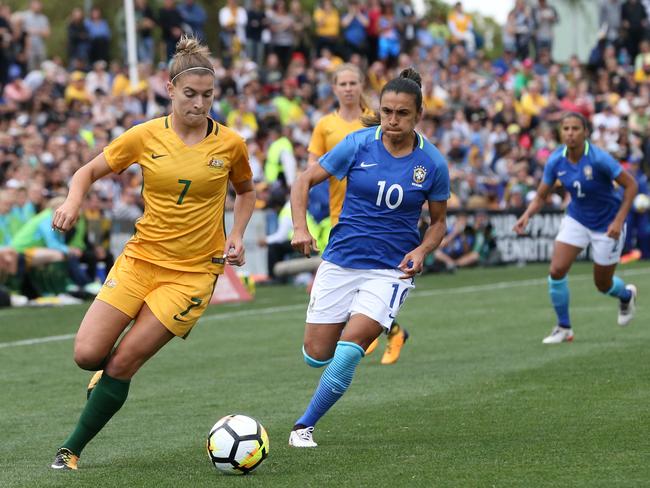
[52,199,80,232]
[513,215,529,235]
[223,236,245,266]
[67,247,83,258]
[606,220,623,240]
[291,228,318,257]
[398,249,425,279]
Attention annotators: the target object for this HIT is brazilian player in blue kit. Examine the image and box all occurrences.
[514,112,638,344]
[287,68,450,447]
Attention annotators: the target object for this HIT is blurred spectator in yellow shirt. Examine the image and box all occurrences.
[64,71,91,105]
[518,79,548,117]
[313,0,340,57]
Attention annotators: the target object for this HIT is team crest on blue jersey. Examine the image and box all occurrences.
[208,157,224,169]
[583,165,593,180]
[413,165,427,184]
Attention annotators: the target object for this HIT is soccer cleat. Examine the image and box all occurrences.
[51,448,78,470]
[365,337,379,355]
[289,426,317,447]
[381,325,409,365]
[87,370,103,399]
[542,326,574,344]
[618,284,637,327]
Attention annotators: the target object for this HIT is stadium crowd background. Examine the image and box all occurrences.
[1,0,649,303]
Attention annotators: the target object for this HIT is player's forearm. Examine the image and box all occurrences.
[523,195,545,219]
[418,219,447,256]
[230,190,256,239]
[615,178,638,224]
[66,165,96,207]
[290,175,310,232]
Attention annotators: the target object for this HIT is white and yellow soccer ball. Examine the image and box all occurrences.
[633,193,650,213]
[206,414,269,475]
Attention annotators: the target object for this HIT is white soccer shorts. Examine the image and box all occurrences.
[305,260,415,330]
[555,215,626,266]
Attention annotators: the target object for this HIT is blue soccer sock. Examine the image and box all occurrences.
[295,341,364,428]
[548,275,571,328]
[605,276,632,302]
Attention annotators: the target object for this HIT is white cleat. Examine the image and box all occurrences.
[618,284,637,327]
[542,326,574,344]
[289,426,317,448]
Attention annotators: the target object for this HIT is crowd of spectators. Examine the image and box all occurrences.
[1,0,650,303]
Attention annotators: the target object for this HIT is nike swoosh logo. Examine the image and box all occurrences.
[558,171,567,176]
[389,313,396,320]
[331,388,344,395]
[360,162,377,168]
[173,314,189,322]
[152,153,167,159]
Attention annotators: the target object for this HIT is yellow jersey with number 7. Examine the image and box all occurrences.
[103,116,252,274]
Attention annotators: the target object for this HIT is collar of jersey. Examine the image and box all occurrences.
[374,126,424,150]
[562,140,590,159]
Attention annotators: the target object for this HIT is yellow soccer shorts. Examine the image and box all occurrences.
[97,254,218,338]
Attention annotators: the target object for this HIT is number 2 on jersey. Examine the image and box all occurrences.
[177,179,192,204]
[376,180,404,209]
[572,180,586,198]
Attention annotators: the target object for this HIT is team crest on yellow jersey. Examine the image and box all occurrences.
[413,165,427,184]
[104,278,118,289]
[583,165,593,180]
[208,157,225,169]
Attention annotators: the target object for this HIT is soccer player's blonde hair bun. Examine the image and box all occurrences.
[174,36,211,58]
[170,36,213,84]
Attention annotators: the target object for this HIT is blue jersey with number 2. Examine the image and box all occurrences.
[319,126,450,269]
[543,142,622,232]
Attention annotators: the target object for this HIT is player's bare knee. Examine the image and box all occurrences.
[73,345,105,371]
[104,352,140,379]
[302,343,333,367]
[595,279,611,293]
[549,267,568,280]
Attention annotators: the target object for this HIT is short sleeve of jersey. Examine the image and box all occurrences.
[308,118,327,157]
[596,149,622,180]
[103,123,147,173]
[424,144,451,201]
[229,138,253,184]
[542,152,560,186]
[319,132,358,180]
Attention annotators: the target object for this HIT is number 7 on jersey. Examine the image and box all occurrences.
[177,179,192,204]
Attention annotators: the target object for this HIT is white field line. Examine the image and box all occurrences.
[1,268,648,349]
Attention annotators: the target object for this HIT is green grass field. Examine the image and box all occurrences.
[1,262,649,488]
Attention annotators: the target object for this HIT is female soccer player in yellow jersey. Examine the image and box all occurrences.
[50,37,256,470]
[308,63,409,364]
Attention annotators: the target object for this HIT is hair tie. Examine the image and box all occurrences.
[171,66,215,83]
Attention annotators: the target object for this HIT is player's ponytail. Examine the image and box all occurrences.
[362,67,424,127]
[169,36,214,85]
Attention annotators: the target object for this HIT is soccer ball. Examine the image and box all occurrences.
[633,193,650,213]
[206,414,269,475]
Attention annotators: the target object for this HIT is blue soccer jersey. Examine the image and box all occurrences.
[543,142,622,232]
[319,126,450,269]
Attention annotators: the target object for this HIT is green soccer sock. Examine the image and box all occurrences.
[62,373,130,456]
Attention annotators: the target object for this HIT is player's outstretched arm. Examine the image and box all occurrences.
[513,182,552,235]
[290,163,331,257]
[52,153,113,232]
[224,178,256,266]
